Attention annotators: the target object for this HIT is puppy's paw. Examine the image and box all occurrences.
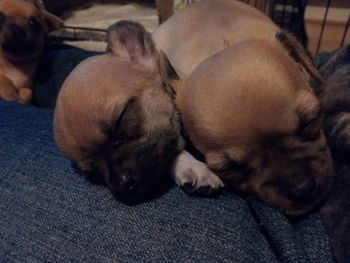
[0,80,32,104]
[18,88,32,104]
[179,165,224,196]
[0,76,19,102]
[172,151,224,196]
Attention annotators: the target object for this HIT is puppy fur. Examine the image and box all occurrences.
[0,0,62,104]
[54,21,184,202]
[315,46,350,162]
[153,0,333,216]
[313,46,350,263]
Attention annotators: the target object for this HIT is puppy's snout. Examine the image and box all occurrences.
[119,173,138,194]
[286,177,317,203]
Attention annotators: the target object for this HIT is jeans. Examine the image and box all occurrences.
[0,46,334,262]
[0,99,333,263]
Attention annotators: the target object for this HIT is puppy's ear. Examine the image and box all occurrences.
[106,20,156,62]
[276,31,323,83]
[42,11,64,32]
[158,51,179,97]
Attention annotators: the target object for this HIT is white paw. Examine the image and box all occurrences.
[172,151,224,196]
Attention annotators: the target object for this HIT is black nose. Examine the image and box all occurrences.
[286,177,317,203]
[9,24,26,39]
[119,173,139,196]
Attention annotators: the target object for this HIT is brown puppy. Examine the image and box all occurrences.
[153,0,333,216]
[54,21,184,203]
[0,0,62,104]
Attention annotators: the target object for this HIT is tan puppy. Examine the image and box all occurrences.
[153,0,333,216]
[0,0,62,104]
[54,21,184,203]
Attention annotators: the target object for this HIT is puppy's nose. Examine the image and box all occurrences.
[287,177,316,203]
[119,173,138,195]
[9,24,26,39]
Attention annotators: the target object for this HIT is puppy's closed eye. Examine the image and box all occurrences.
[212,158,251,187]
[216,160,248,173]
[298,116,322,140]
[298,105,323,140]
[296,91,323,140]
[102,98,143,152]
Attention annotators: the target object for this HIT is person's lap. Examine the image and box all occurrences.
[0,46,334,262]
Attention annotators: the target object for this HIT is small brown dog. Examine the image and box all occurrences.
[0,0,62,104]
[54,20,184,202]
[153,0,334,216]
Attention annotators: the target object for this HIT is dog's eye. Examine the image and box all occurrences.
[0,13,6,25]
[298,117,322,140]
[28,17,41,34]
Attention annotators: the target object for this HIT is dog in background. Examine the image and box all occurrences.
[0,0,62,104]
[153,0,334,217]
[54,20,185,203]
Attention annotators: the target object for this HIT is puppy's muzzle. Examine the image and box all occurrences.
[107,169,168,204]
[118,173,140,196]
[283,177,317,203]
[277,166,319,205]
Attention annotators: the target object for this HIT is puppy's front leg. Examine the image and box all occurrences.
[0,75,32,104]
[0,75,19,102]
[18,88,32,104]
[172,150,224,196]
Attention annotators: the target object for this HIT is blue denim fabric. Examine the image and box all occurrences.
[33,47,101,109]
[0,100,334,262]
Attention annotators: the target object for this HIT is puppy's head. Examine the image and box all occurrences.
[0,0,62,61]
[54,20,183,203]
[178,32,333,217]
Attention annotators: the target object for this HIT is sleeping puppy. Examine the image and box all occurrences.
[54,21,184,203]
[0,0,63,104]
[153,0,334,216]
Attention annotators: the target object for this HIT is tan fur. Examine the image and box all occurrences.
[54,21,184,201]
[54,55,175,169]
[152,0,278,79]
[177,40,311,152]
[154,0,332,216]
[0,0,63,104]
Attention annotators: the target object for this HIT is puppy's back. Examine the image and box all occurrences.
[152,0,278,78]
